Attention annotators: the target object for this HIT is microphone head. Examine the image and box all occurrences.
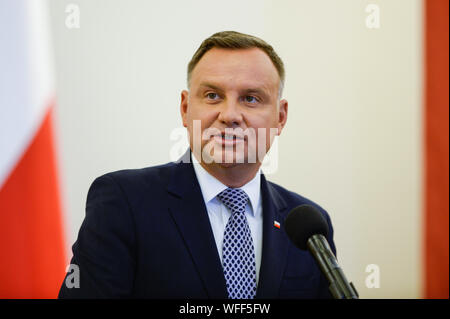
[284,204,329,250]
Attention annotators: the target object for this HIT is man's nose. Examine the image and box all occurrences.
[218,99,243,127]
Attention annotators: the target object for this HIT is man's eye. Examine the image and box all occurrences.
[244,96,258,103]
[206,93,219,100]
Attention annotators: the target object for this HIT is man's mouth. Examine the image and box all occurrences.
[213,133,245,145]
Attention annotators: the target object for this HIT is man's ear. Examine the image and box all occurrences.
[277,99,288,135]
[180,90,189,127]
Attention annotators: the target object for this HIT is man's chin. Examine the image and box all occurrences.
[215,161,242,168]
[201,153,249,167]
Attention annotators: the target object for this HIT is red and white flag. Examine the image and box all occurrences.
[0,0,66,298]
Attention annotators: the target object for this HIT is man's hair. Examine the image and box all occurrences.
[187,31,285,96]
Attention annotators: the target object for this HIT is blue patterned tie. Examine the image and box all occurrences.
[217,188,257,299]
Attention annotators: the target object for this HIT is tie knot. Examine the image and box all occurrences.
[217,188,249,214]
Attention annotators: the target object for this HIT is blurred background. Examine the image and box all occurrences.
[0,0,448,298]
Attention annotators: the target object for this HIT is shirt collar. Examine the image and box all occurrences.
[192,154,261,216]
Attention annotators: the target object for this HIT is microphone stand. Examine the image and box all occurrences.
[307,234,359,299]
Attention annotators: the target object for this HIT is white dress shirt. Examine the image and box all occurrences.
[191,156,263,283]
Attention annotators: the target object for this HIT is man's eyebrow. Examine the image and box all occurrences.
[242,88,268,95]
[241,88,270,100]
[198,82,224,92]
[200,82,267,95]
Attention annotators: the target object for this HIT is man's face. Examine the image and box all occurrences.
[180,47,288,169]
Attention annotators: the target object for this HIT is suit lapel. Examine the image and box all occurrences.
[255,175,290,299]
[166,152,227,299]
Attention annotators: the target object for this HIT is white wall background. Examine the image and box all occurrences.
[48,0,423,298]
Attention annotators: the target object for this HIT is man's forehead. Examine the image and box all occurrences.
[191,48,280,90]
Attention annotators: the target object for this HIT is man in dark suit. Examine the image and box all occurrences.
[58,31,336,299]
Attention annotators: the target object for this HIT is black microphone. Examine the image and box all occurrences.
[284,204,359,299]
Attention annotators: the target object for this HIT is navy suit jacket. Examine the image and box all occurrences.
[58,151,336,299]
